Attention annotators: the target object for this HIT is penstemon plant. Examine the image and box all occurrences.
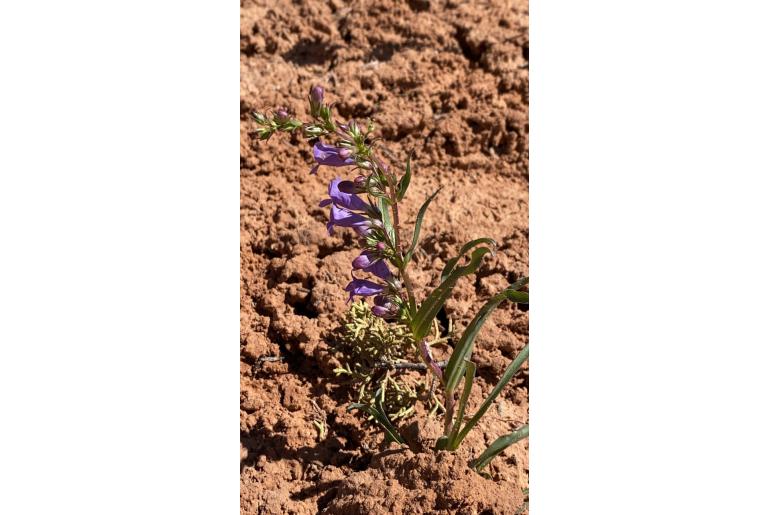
[253,85,529,470]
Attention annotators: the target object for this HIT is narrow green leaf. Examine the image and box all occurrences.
[444,279,529,396]
[396,153,412,201]
[454,344,529,447]
[403,186,442,267]
[378,197,396,246]
[474,425,529,471]
[445,294,510,396]
[507,291,529,303]
[347,402,405,444]
[447,361,476,449]
[440,238,497,282]
[411,246,494,341]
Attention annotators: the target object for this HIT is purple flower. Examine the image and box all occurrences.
[337,176,367,194]
[352,251,392,280]
[352,250,377,270]
[319,178,374,235]
[319,178,368,212]
[372,295,399,318]
[366,259,392,280]
[310,142,355,174]
[344,278,384,303]
[325,204,370,235]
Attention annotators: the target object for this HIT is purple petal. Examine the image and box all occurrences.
[327,204,368,235]
[313,142,356,167]
[371,305,391,317]
[372,295,398,318]
[329,177,368,211]
[337,180,360,194]
[365,259,392,280]
[309,164,320,175]
[343,279,384,303]
[353,223,373,237]
[352,250,377,270]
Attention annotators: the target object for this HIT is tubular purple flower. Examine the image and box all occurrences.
[319,177,369,212]
[338,175,367,195]
[366,259,392,280]
[325,204,369,235]
[312,142,356,172]
[353,250,379,270]
[372,295,399,318]
[344,278,384,303]
[352,223,373,237]
[352,250,377,270]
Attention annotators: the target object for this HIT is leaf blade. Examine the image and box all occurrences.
[403,186,442,267]
[454,344,529,446]
[378,197,396,246]
[396,153,412,201]
[410,246,494,341]
[447,361,476,449]
[347,401,405,444]
[474,425,529,471]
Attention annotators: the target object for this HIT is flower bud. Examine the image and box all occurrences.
[376,242,386,251]
[372,295,400,319]
[274,107,290,124]
[310,85,324,105]
[309,85,324,117]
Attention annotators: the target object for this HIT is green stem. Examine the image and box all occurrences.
[377,155,417,315]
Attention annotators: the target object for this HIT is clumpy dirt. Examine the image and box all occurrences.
[241,0,529,513]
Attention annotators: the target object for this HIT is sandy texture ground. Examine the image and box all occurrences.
[241,0,529,512]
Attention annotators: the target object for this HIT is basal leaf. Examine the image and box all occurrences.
[447,361,476,449]
[444,278,529,396]
[410,245,494,341]
[454,344,529,447]
[474,425,529,471]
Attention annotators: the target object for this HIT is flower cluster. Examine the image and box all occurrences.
[263,86,406,319]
